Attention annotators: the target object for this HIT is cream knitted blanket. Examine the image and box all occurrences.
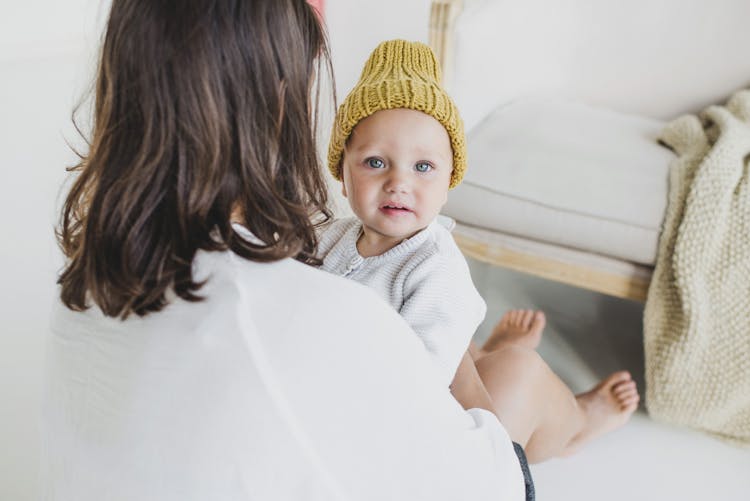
[644,89,750,446]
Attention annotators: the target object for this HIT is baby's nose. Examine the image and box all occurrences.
[384,170,410,193]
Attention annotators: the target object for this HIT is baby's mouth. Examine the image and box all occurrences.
[380,203,414,216]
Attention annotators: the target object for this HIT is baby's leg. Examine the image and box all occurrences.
[480,309,545,354]
[474,345,639,464]
[559,371,640,457]
[466,309,545,362]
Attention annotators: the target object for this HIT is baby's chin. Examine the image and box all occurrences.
[383,224,430,243]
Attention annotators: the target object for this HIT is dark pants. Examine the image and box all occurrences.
[513,442,535,501]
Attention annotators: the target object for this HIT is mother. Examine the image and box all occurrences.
[43,0,525,499]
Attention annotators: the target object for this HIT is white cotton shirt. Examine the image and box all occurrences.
[317,217,487,386]
[42,240,524,501]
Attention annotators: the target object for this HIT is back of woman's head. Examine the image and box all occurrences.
[58,0,332,318]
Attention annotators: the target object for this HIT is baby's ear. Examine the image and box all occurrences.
[443,169,453,202]
[338,162,347,197]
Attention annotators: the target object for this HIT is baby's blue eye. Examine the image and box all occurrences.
[415,162,432,173]
[367,158,385,169]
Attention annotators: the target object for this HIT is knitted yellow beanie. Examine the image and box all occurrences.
[327,39,466,189]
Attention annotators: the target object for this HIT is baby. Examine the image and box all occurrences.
[318,40,640,474]
[318,39,484,386]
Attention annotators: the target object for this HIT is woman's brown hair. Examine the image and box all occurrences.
[58,0,333,318]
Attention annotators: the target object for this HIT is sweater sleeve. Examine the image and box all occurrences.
[399,244,487,387]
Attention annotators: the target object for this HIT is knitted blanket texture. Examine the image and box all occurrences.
[644,89,750,446]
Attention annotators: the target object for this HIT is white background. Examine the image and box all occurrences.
[2,1,749,499]
[1,1,109,499]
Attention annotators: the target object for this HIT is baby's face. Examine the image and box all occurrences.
[341,108,453,247]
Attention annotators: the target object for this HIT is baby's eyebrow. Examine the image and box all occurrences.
[414,147,451,164]
[344,140,380,154]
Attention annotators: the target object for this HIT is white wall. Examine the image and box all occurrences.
[325,0,431,98]
[0,1,110,499]
[448,0,750,132]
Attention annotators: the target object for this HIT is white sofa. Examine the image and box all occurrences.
[430,0,750,301]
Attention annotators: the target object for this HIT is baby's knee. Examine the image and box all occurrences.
[476,344,546,380]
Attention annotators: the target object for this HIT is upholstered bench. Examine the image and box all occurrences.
[428,0,750,301]
[444,98,672,300]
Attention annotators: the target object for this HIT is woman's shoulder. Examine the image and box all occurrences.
[203,248,397,320]
[201,248,431,368]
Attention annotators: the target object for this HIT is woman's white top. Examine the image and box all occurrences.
[42,243,524,500]
[317,217,486,387]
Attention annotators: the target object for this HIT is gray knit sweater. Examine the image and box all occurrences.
[317,217,486,386]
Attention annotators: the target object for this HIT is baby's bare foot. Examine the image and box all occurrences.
[563,371,639,456]
[480,309,545,355]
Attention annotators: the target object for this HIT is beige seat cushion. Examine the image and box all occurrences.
[442,99,675,265]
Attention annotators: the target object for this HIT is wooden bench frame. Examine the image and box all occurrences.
[429,0,653,302]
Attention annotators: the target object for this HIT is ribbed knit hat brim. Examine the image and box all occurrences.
[327,39,466,188]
